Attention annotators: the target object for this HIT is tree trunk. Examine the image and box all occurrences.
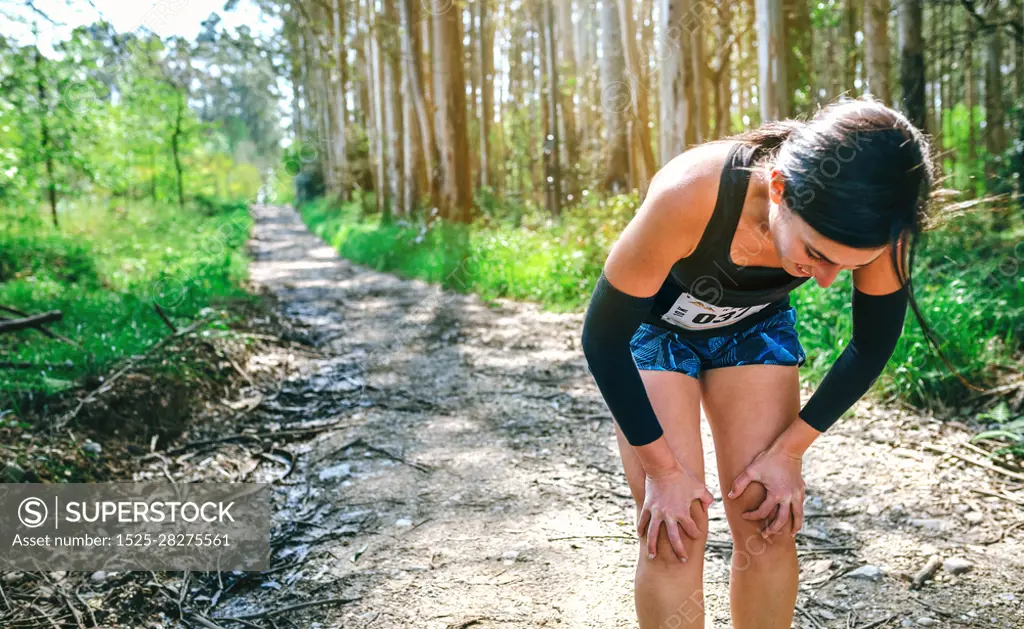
[171,88,186,211]
[844,0,859,95]
[658,0,696,164]
[966,21,976,198]
[34,46,58,226]
[308,9,336,198]
[331,0,349,199]
[692,9,709,142]
[617,0,655,190]
[555,0,579,198]
[466,0,480,191]
[432,0,473,221]
[370,7,387,215]
[399,0,433,210]
[477,0,494,190]
[382,0,405,216]
[785,0,811,115]
[863,0,891,103]
[542,0,562,214]
[356,0,379,207]
[983,5,1007,164]
[601,0,630,192]
[756,0,788,121]
[1017,0,1024,105]
[284,15,305,141]
[712,0,733,139]
[898,0,925,130]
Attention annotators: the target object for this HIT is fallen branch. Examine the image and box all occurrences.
[795,604,826,629]
[0,304,78,345]
[0,311,62,334]
[165,418,351,457]
[923,443,1024,483]
[910,554,942,589]
[853,613,898,629]
[214,596,361,621]
[970,488,1024,507]
[153,303,177,333]
[320,436,433,473]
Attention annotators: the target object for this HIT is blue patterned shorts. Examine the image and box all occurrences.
[629,307,806,379]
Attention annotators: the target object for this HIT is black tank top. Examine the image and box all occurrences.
[642,141,811,339]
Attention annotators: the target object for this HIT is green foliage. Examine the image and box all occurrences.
[941,103,987,196]
[970,402,1024,459]
[0,200,252,409]
[0,21,273,220]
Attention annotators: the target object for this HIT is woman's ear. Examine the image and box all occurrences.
[768,168,786,206]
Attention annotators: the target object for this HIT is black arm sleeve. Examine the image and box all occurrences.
[580,271,664,447]
[798,283,909,432]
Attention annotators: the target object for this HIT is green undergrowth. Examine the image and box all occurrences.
[0,199,255,412]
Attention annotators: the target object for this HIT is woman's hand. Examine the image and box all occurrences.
[727,440,806,538]
[638,465,714,562]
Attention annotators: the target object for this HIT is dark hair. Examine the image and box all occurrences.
[725,95,981,392]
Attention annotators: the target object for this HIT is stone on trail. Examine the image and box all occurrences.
[846,565,884,581]
[943,557,974,575]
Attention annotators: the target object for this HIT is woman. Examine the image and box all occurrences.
[580,97,947,628]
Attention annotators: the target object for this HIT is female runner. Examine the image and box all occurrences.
[580,97,944,628]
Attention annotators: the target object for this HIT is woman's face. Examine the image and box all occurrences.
[767,169,887,288]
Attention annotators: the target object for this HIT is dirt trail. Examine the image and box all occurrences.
[239,204,1023,629]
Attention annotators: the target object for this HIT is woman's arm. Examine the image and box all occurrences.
[581,143,725,475]
[773,233,912,456]
[729,237,911,536]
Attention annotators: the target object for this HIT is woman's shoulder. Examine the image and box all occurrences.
[640,139,743,257]
[603,139,750,296]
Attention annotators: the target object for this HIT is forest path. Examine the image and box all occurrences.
[241,203,1023,629]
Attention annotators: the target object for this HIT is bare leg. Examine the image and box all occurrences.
[700,364,802,629]
[614,370,707,629]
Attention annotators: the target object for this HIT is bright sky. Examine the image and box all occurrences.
[4,0,277,54]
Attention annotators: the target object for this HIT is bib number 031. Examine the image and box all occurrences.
[660,291,771,330]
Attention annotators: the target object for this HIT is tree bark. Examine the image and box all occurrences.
[863,0,891,103]
[711,1,733,139]
[601,0,630,192]
[477,0,494,190]
[658,0,696,164]
[399,0,432,210]
[692,8,708,142]
[432,0,473,221]
[554,0,579,198]
[898,0,925,130]
[756,0,788,121]
[34,46,58,226]
[382,0,405,216]
[617,0,655,190]
[370,6,387,215]
[966,21,976,198]
[171,87,186,211]
[983,4,1007,163]
[844,0,860,95]
[284,13,305,142]
[331,0,349,199]
[542,0,562,214]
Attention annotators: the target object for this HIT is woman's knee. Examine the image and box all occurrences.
[721,482,797,566]
[637,502,710,569]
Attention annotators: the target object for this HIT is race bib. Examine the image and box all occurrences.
[660,291,772,330]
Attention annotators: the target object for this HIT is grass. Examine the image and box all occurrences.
[0,199,254,412]
[300,193,1024,419]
